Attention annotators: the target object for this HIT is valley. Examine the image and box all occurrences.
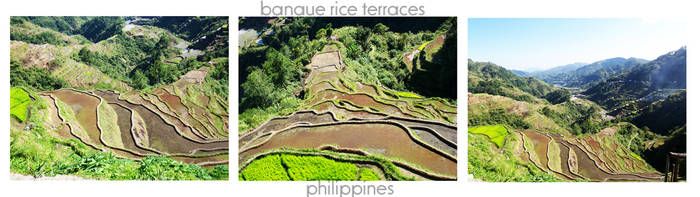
[468,47,686,182]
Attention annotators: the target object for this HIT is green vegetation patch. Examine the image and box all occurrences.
[282,154,358,181]
[468,125,509,148]
[10,88,32,122]
[468,133,562,182]
[242,153,362,181]
[358,168,381,181]
[240,154,291,181]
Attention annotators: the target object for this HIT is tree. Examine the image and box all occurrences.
[325,23,334,37]
[78,16,124,42]
[131,70,149,89]
[241,69,277,108]
[262,49,299,87]
[545,89,571,104]
[373,23,389,34]
[315,28,327,39]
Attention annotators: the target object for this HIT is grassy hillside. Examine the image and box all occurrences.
[10,16,230,180]
[468,60,565,104]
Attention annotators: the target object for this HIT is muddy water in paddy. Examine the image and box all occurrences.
[560,139,651,181]
[154,91,212,138]
[312,102,386,120]
[240,111,336,147]
[158,92,188,115]
[254,112,334,135]
[110,103,156,155]
[94,90,227,154]
[387,117,457,143]
[241,123,457,176]
[521,130,550,168]
[50,89,102,146]
[97,90,209,141]
[411,127,456,156]
[548,134,583,180]
[314,90,404,116]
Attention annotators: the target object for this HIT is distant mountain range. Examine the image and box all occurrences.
[530,62,587,77]
[526,58,648,87]
[468,59,556,103]
[585,47,686,110]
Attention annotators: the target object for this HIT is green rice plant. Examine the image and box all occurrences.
[240,154,290,181]
[281,154,358,181]
[358,168,381,181]
[10,87,32,122]
[468,125,509,148]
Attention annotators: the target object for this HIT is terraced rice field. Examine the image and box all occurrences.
[506,129,663,181]
[240,47,457,181]
[468,125,508,148]
[33,69,228,166]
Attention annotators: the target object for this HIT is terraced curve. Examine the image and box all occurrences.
[37,69,228,166]
[239,47,457,180]
[511,129,663,181]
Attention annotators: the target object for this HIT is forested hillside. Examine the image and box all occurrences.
[239,17,457,132]
[468,60,570,104]
[585,47,686,110]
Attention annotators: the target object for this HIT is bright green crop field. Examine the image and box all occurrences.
[10,88,31,122]
[468,125,509,148]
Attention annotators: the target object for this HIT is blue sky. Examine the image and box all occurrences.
[468,18,687,71]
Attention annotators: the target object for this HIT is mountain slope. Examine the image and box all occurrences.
[468,60,555,103]
[535,58,647,87]
[627,91,686,135]
[585,47,686,110]
[530,62,587,78]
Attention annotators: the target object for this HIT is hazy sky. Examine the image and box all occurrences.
[468,18,687,71]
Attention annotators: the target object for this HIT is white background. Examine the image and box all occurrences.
[0,0,697,196]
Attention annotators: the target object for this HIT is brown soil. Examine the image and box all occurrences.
[411,127,456,156]
[93,90,227,154]
[50,89,102,146]
[110,103,157,155]
[386,117,457,144]
[521,130,551,170]
[241,122,456,176]
[548,133,585,180]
